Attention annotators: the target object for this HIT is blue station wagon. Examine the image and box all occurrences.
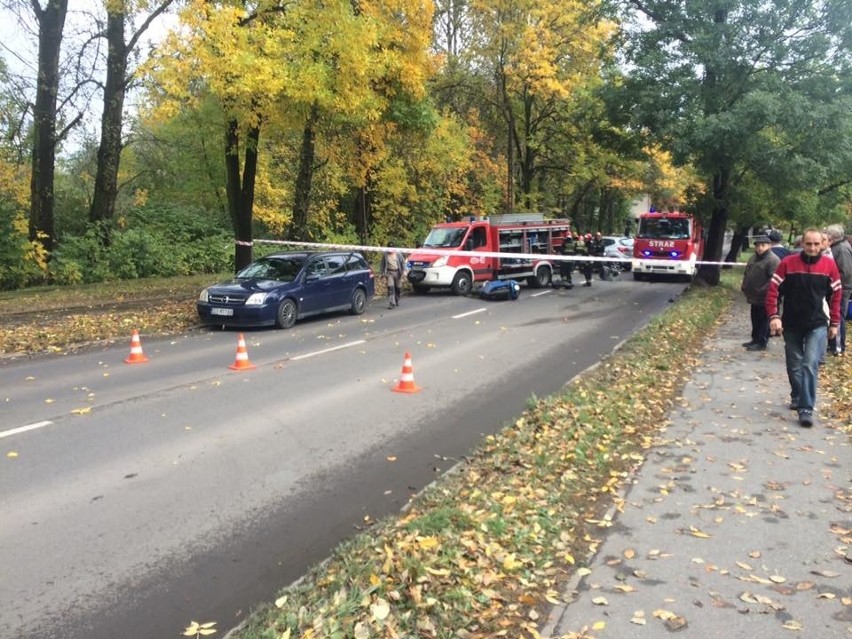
[197,251,375,329]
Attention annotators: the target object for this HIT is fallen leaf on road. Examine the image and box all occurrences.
[811,570,840,578]
[592,596,608,606]
[631,611,646,625]
[664,616,688,631]
[782,620,803,631]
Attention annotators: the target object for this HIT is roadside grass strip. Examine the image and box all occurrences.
[231,282,736,639]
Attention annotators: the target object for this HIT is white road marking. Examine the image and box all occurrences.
[0,420,53,440]
[452,308,487,319]
[529,290,553,297]
[290,340,367,361]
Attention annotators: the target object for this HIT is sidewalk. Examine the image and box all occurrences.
[543,301,852,638]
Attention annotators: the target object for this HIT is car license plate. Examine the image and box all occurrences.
[211,307,234,316]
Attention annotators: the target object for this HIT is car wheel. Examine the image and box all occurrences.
[350,288,367,315]
[276,298,297,329]
[451,271,472,296]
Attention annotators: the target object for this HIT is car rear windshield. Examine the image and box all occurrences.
[237,257,304,281]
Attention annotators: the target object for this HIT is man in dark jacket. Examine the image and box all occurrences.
[766,228,842,427]
[555,234,576,289]
[740,235,780,351]
[826,224,852,354]
[768,229,790,260]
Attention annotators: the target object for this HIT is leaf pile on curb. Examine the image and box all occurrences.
[233,284,735,639]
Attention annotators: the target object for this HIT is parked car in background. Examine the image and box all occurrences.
[197,251,375,329]
[602,236,634,270]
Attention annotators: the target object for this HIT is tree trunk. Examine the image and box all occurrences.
[354,185,371,245]
[290,104,318,242]
[724,224,749,267]
[224,119,259,272]
[29,0,68,256]
[89,9,127,236]
[694,166,730,286]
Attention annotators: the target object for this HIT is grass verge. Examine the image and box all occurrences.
[0,275,214,356]
[225,277,752,639]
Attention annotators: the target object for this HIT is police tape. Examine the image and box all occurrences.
[253,238,745,268]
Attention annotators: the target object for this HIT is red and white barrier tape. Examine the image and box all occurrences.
[254,238,745,268]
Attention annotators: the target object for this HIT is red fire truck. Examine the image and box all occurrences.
[632,210,704,281]
[406,214,572,295]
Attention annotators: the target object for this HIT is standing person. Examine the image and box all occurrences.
[826,224,852,354]
[740,235,780,351]
[766,228,842,427]
[768,229,790,260]
[577,234,594,286]
[591,232,613,281]
[381,245,406,309]
[555,233,576,289]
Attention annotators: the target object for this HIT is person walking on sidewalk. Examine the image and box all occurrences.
[740,235,779,351]
[381,245,407,308]
[826,224,852,354]
[766,228,843,427]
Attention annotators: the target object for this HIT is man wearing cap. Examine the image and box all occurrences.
[741,235,780,351]
[768,229,790,260]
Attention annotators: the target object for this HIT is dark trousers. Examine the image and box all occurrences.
[559,262,574,287]
[828,290,850,353]
[750,303,770,346]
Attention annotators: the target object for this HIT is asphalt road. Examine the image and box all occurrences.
[0,275,686,639]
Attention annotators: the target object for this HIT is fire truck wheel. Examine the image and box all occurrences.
[451,271,473,296]
[527,265,552,289]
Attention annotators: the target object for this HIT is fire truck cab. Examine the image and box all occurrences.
[632,210,704,281]
[406,214,572,295]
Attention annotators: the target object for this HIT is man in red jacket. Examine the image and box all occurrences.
[766,228,842,427]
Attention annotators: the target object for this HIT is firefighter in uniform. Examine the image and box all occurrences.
[578,234,594,286]
[554,233,576,289]
[591,231,613,281]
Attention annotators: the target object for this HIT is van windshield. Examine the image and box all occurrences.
[421,227,468,248]
[637,217,690,240]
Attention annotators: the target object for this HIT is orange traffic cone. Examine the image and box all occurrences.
[391,351,421,393]
[228,333,256,371]
[124,330,149,364]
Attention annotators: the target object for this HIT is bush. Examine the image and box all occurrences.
[0,202,48,290]
[47,203,236,285]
